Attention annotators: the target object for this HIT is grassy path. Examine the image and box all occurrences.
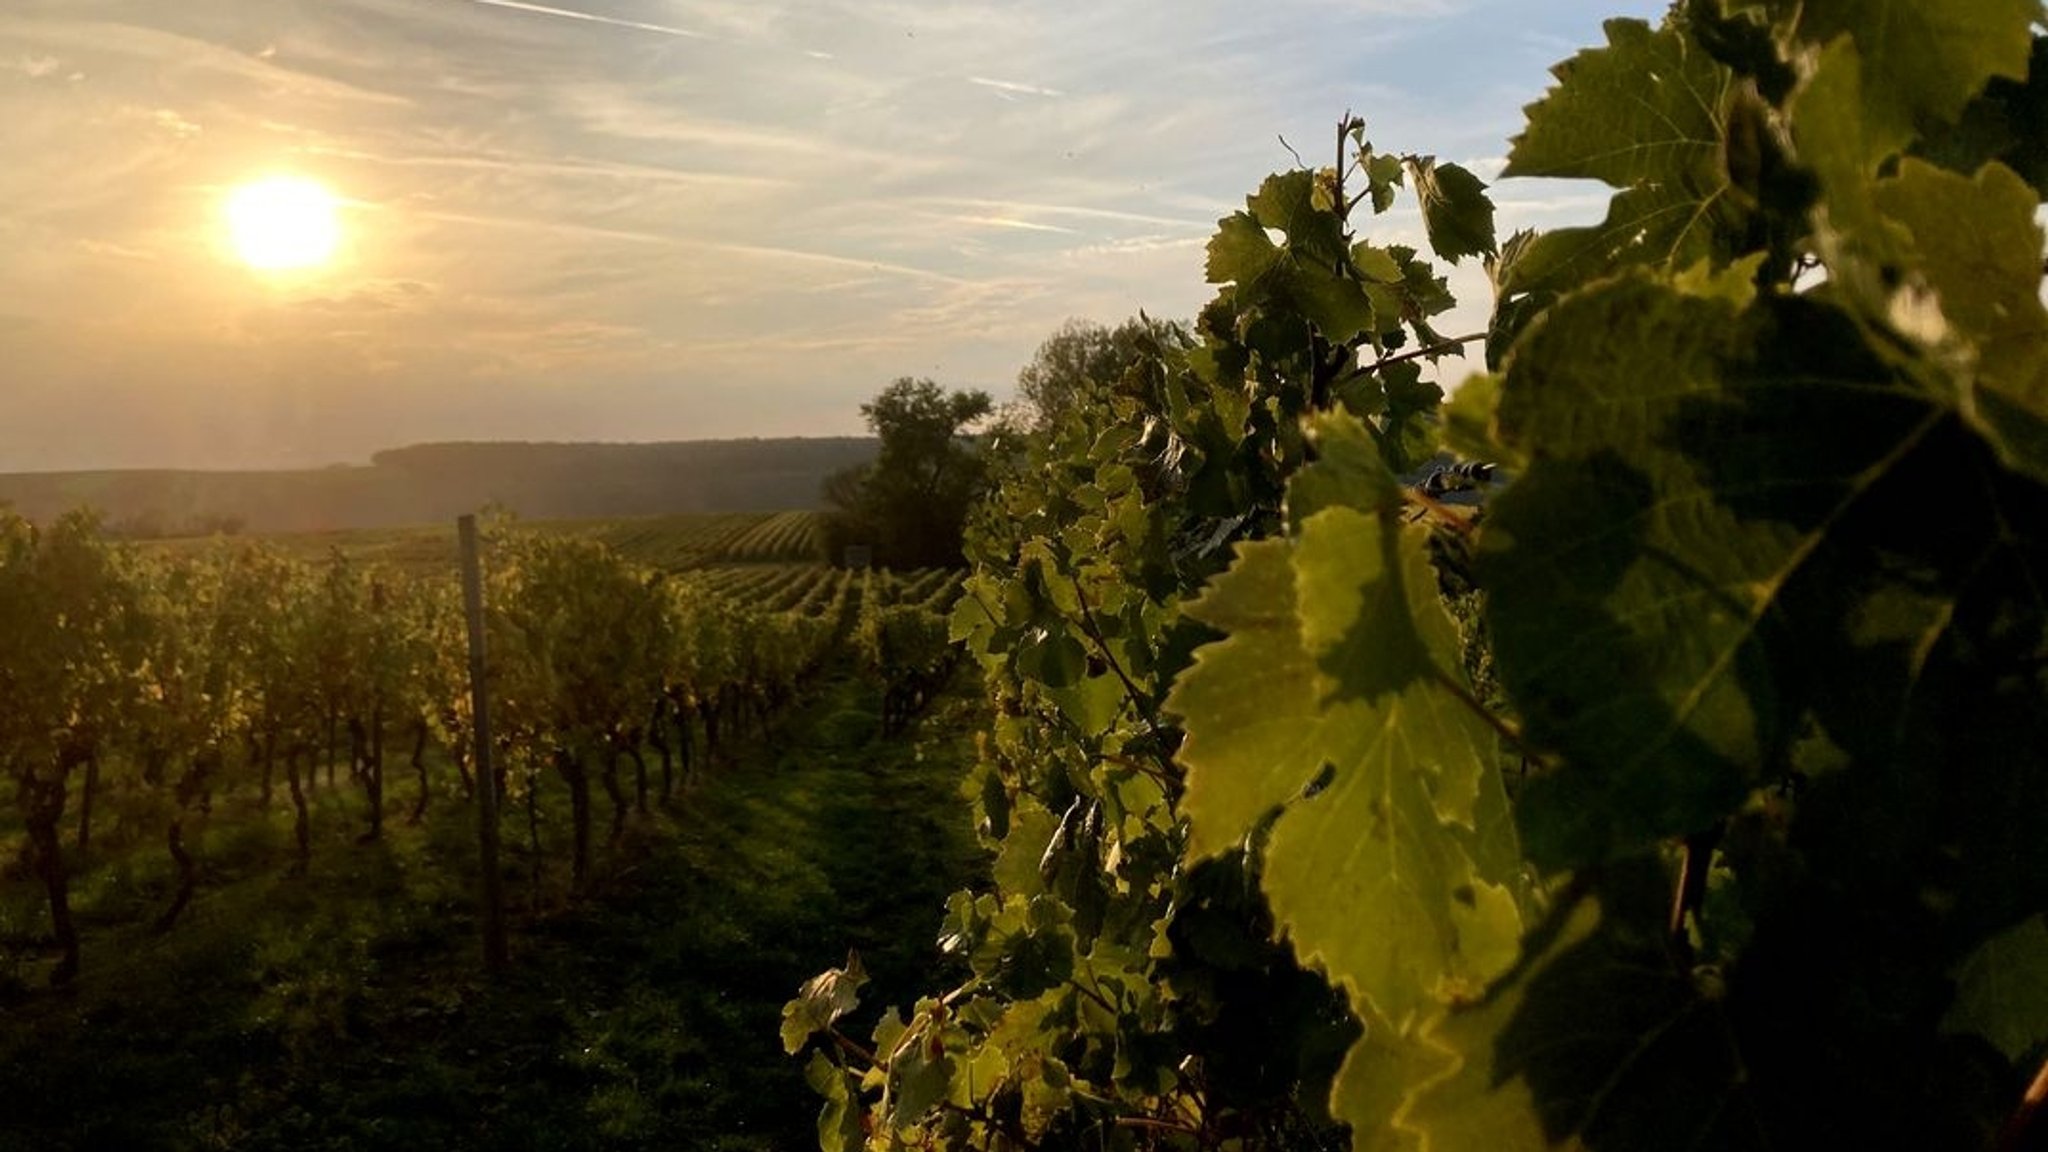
[0,665,985,1151]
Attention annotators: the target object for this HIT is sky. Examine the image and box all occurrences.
[0,0,1667,471]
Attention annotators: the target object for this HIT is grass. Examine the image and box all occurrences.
[0,663,985,1151]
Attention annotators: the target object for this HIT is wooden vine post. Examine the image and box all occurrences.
[459,514,509,971]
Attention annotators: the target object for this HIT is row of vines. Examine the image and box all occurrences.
[787,2,2048,1149]
[855,568,967,737]
[0,513,863,986]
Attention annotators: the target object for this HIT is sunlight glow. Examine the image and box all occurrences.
[224,177,341,272]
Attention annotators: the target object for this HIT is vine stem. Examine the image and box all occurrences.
[1997,1053,2048,1152]
[825,1026,877,1067]
[1067,573,1181,779]
[1368,330,1489,373]
[1114,1116,1203,1137]
[1102,752,1184,802]
[1427,664,1533,760]
[1069,976,1119,1018]
[1404,487,1477,536]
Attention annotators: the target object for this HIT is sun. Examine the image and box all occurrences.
[224,176,341,272]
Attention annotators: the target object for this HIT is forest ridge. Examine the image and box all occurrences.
[0,438,878,536]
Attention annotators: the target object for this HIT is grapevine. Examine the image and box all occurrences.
[785,2,2048,1149]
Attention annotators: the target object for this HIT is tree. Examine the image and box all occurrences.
[1015,315,1193,431]
[822,378,993,568]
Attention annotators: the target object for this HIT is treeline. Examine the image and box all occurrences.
[0,437,877,536]
[0,511,883,986]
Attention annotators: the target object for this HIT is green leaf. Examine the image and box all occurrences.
[985,896,1077,999]
[1945,913,2048,1061]
[1406,158,1497,264]
[1041,671,1127,736]
[1289,262,1379,347]
[1506,19,1734,189]
[1206,212,1281,288]
[1913,35,2048,197]
[1751,0,2036,156]
[1482,276,1956,868]
[804,1051,865,1152]
[1249,169,1349,266]
[1288,411,1404,531]
[1328,1009,1439,1152]
[1365,151,1406,215]
[783,952,868,1055]
[1788,37,1918,313]
[992,800,1061,897]
[1352,243,1403,283]
[1168,515,1520,1026]
[1016,628,1087,689]
[888,1036,955,1127]
[1396,870,1751,1151]
[1499,19,1749,298]
[1440,374,1519,471]
[1871,159,2048,483]
[1670,252,1764,305]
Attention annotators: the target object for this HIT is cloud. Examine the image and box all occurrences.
[968,76,1064,99]
[11,54,61,79]
[453,0,707,40]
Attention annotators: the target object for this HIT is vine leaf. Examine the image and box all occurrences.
[1328,1008,1441,1152]
[1169,415,1520,1026]
[1206,212,1281,288]
[1914,35,2048,197]
[1943,913,2048,1062]
[804,1051,865,1152]
[1499,18,1744,297]
[1249,169,1350,266]
[1792,41,2048,483]
[782,951,868,1055]
[1506,19,1729,188]
[1396,867,1758,1151]
[1406,157,1497,264]
[1287,409,1404,531]
[1210,170,1388,345]
[1739,0,2037,158]
[1870,159,2048,484]
[1482,275,1962,869]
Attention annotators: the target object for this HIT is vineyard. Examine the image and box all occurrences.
[780,3,2048,1151]
[4,2,2047,1150]
[0,508,968,1147]
[152,509,831,576]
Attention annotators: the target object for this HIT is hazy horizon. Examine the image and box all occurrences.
[0,432,884,477]
[2,0,1662,471]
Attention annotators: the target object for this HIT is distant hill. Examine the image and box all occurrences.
[0,438,877,535]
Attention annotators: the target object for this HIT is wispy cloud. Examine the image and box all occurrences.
[10,54,61,79]
[453,0,707,39]
[968,76,1064,99]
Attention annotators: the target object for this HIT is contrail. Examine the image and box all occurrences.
[458,0,706,39]
[968,76,1063,98]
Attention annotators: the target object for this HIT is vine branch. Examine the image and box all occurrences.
[1102,751,1184,802]
[825,1026,877,1068]
[1997,1053,2048,1152]
[1115,1116,1204,1137]
[1367,330,1489,374]
[1426,664,1532,759]
[1067,573,1180,776]
[1404,487,1478,536]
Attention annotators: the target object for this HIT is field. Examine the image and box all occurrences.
[0,511,975,1150]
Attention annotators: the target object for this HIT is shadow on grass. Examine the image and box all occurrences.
[0,664,985,1151]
